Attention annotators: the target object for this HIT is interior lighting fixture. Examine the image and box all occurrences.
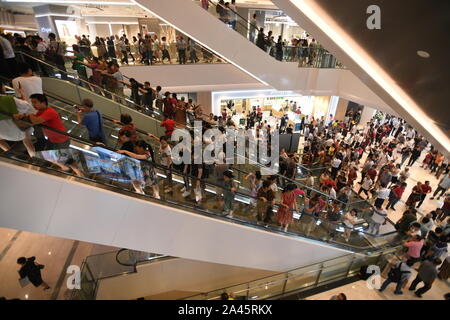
[289,0,450,153]
[416,50,430,58]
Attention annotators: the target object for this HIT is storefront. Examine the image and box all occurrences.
[212,90,339,129]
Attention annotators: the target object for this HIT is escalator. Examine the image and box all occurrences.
[7,53,345,201]
[0,94,404,271]
[72,246,402,300]
[129,0,394,114]
[132,0,340,89]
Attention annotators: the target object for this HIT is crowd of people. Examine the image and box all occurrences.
[1,27,449,277]
[206,0,337,65]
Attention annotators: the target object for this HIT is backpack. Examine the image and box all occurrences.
[388,262,410,282]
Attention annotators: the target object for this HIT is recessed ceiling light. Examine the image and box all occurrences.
[417,50,430,58]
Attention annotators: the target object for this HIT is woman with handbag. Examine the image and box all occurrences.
[17,256,50,290]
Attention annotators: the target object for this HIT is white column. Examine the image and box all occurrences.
[359,106,376,127]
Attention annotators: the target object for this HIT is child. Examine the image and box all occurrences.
[117,140,160,199]
[159,136,173,193]
[223,170,237,217]
[343,209,358,242]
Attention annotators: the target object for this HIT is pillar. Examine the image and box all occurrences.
[197,91,212,115]
[333,97,349,121]
[359,106,376,127]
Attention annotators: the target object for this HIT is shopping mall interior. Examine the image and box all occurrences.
[0,0,449,303]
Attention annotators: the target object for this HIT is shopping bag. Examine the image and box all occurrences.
[194,186,202,202]
[18,276,30,288]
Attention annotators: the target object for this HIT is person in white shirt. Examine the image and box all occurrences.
[399,167,410,182]
[0,34,15,59]
[328,185,337,199]
[367,205,388,235]
[12,63,43,101]
[343,209,358,242]
[0,83,36,157]
[325,138,334,147]
[330,157,342,179]
[358,176,373,198]
[159,136,173,193]
[374,183,391,208]
[36,37,48,54]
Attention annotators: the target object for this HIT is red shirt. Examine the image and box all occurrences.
[367,168,377,181]
[37,107,69,143]
[420,184,432,194]
[119,123,137,143]
[323,178,337,189]
[392,186,405,198]
[161,119,175,136]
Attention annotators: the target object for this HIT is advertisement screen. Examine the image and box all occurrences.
[55,20,79,46]
[84,147,144,184]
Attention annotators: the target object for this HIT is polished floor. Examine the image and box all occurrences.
[0,228,118,300]
[307,273,449,300]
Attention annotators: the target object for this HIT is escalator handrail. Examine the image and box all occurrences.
[115,248,173,269]
[1,83,399,243]
[2,77,396,237]
[181,245,403,300]
[6,55,348,205]
[2,73,335,203]
[15,50,146,112]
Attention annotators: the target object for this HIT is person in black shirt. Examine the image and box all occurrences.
[17,256,50,290]
[407,145,422,167]
[117,130,134,152]
[256,28,266,51]
[141,81,155,113]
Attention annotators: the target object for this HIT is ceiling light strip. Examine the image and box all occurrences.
[289,0,449,152]
[131,0,270,87]
[35,13,82,18]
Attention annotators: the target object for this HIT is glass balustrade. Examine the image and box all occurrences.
[193,0,345,69]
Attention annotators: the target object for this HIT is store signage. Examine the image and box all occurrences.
[40,27,52,33]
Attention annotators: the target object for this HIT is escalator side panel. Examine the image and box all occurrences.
[0,160,349,272]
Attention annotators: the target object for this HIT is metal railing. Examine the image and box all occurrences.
[182,246,403,300]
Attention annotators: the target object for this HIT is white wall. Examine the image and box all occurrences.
[121,64,395,115]
[0,161,349,272]
[96,257,277,300]
[120,63,267,93]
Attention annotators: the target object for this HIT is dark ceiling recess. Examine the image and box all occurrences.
[314,0,450,136]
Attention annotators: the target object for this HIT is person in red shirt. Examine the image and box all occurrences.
[417,180,432,208]
[367,166,378,181]
[26,94,70,149]
[386,182,407,210]
[323,177,337,189]
[159,114,175,139]
[22,94,82,175]
[162,91,175,118]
